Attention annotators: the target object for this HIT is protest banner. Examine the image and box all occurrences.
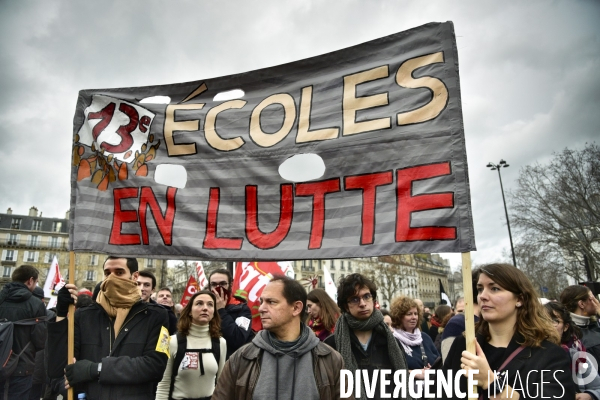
[231,261,294,331]
[68,21,475,261]
[179,275,200,307]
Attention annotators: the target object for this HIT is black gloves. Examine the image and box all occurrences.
[65,359,99,386]
[56,286,74,317]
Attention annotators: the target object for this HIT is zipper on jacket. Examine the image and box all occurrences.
[109,308,146,356]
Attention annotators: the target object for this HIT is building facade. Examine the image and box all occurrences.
[0,207,157,292]
[293,253,452,310]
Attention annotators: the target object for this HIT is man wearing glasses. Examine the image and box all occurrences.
[324,273,410,400]
[208,268,253,359]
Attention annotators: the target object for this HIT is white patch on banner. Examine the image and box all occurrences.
[235,316,251,331]
[77,94,156,164]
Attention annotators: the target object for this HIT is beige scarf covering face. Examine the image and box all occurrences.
[95,274,141,335]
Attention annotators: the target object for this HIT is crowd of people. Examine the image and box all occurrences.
[0,259,599,399]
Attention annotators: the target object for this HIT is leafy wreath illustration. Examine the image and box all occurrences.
[73,133,160,191]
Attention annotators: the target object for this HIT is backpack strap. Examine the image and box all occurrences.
[168,332,186,400]
[168,334,222,398]
[211,336,220,368]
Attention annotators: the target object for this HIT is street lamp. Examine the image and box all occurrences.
[486,160,517,267]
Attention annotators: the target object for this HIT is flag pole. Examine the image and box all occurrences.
[461,252,476,394]
[67,251,75,400]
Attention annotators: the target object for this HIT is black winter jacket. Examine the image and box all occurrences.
[47,300,169,400]
[440,334,577,399]
[218,302,253,359]
[0,282,47,376]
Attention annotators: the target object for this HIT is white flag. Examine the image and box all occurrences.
[322,264,337,302]
[43,256,65,309]
[196,261,208,290]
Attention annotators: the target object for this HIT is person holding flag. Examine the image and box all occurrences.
[47,256,169,400]
[208,268,253,359]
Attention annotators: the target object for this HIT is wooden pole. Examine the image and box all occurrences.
[461,252,477,394]
[68,251,75,400]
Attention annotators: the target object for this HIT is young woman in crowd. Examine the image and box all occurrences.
[306,288,340,341]
[156,290,227,400]
[545,301,600,400]
[389,296,439,378]
[560,285,600,364]
[381,308,393,329]
[441,263,576,399]
[428,304,452,343]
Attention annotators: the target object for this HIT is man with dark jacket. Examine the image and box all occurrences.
[0,264,47,399]
[208,268,253,359]
[324,273,410,400]
[212,275,346,400]
[47,256,169,400]
[155,287,178,335]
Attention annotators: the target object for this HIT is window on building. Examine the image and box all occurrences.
[11,218,21,229]
[86,270,96,281]
[147,259,154,268]
[7,233,18,245]
[341,260,345,270]
[50,237,61,248]
[25,251,38,262]
[90,255,98,265]
[45,253,58,263]
[52,222,62,232]
[2,250,15,261]
[32,220,42,231]
[28,235,40,246]
[2,267,12,278]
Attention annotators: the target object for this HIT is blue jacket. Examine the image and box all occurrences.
[402,331,439,369]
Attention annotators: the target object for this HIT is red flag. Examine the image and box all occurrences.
[231,262,294,332]
[179,275,199,307]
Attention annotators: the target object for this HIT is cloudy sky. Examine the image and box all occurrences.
[1,1,598,270]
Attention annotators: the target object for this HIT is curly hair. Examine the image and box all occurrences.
[476,264,559,347]
[307,288,340,331]
[389,296,422,331]
[177,290,221,339]
[336,273,377,312]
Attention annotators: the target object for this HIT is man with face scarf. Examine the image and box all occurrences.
[208,268,253,359]
[47,257,169,400]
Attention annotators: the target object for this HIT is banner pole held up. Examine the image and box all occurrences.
[67,251,75,400]
[461,251,477,394]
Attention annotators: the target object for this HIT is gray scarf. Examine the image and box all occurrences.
[335,309,411,400]
[267,323,311,354]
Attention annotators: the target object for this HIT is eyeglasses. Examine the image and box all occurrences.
[210,281,229,288]
[348,293,373,305]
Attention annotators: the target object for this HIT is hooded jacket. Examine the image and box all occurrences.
[212,324,348,400]
[0,282,47,376]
